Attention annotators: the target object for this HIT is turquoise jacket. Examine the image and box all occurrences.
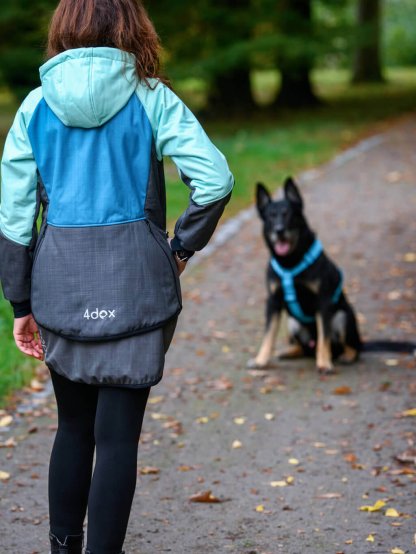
[0,48,233,339]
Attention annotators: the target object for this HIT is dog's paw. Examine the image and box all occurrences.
[338,347,359,365]
[247,358,271,370]
[317,365,337,375]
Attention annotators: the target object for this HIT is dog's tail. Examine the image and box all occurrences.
[362,340,416,355]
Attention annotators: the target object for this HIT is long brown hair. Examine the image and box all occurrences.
[47,0,168,85]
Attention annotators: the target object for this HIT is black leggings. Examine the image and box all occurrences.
[49,369,150,554]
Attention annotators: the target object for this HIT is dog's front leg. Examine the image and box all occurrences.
[248,296,281,369]
[316,309,334,374]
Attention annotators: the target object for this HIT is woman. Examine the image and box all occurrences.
[0,1,233,552]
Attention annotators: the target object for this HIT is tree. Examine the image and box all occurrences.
[274,0,320,108]
[352,0,383,83]
[148,0,256,115]
[0,0,54,101]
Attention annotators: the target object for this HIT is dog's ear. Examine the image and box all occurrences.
[256,183,271,217]
[284,177,303,209]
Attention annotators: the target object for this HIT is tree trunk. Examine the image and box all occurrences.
[275,0,319,108]
[352,0,383,83]
[205,0,256,115]
[207,66,255,116]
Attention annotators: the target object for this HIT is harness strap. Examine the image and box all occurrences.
[270,239,343,324]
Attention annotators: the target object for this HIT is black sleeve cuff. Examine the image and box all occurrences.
[11,299,32,318]
[170,236,195,259]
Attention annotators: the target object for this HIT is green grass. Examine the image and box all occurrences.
[1,67,416,404]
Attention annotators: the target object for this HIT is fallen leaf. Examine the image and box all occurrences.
[394,449,416,464]
[385,508,400,517]
[189,490,223,503]
[366,534,375,542]
[0,470,10,481]
[316,493,342,499]
[403,252,416,262]
[195,416,210,424]
[345,539,353,545]
[385,359,399,367]
[30,379,45,392]
[333,386,352,395]
[177,465,194,472]
[360,499,386,512]
[264,413,275,421]
[0,437,17,448]
[0,416,13,428]
[255,504,265,512]
[233,417,246,425]
[210,377,233,390]
[387,290,401,301]
[148,395,164,405]
[391,549,405,554]
[150,413,169,420]
[344,453,357,464]
[270,481,287,488]
[139,466,160,475]
[286,476,295,484]
[401,408,416,417]
[232,440,243,449]
[288,458,299,466]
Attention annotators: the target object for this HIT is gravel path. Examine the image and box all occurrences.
[1,115,415,554]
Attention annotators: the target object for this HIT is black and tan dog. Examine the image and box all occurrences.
[248,177,361,374]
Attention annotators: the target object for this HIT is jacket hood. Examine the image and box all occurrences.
[40,47,137,128]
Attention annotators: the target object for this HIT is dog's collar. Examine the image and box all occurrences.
[270,239,343,324]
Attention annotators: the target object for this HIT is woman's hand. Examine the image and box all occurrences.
[13,315,44,360]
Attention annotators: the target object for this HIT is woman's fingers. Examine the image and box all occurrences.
[13,315,45,360]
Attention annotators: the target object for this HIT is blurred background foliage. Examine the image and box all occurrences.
[0,0,415,108]
[0,0,416,403]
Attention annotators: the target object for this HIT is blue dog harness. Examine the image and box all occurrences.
[270,239,343,324]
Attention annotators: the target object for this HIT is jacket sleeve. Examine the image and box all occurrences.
[136,81,234,252]
[0,90,41,312]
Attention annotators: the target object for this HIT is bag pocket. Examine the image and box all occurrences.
[31,219,182,341]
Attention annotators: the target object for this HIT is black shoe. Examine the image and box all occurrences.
[50,532,83,554]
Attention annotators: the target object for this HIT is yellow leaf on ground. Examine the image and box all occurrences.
[391,549,405,554]
[288,458,300,465]
[270,481,287,488]
[264,413,275,421]
[150,413,168,420]
[195,416,210,424]
[385,508,400,517]
[255,505,265,512]
[366,535,375,542]
[401,408,416,417]
[0,416,13,428]
[360,500,386,512]
[148,395,164,405]
[0,471,10,481]
[403,252,416,262]
[139,466,160,475]
[233,417,246,425]
[286,476,295,484]
[232,440,243,449]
